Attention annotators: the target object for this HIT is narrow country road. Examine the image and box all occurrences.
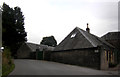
[9,59,117,75]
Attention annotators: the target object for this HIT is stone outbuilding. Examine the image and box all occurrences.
[17,42,54,59]
[51,26,115,70]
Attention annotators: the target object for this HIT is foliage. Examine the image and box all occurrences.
[109,63,117,68]
[2,3,27,57]
[2,48,15,77]
[2,64,15,77]
[40,36,57,47]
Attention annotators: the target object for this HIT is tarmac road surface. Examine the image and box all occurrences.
[9,59,118,75]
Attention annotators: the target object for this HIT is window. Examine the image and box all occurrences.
[105,51,109,61]
[71,33,76,38]
[107,51,109,61]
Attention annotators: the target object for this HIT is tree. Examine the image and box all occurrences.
[2,3,27,57]
[40,36,57,47]
[0,7,2,47]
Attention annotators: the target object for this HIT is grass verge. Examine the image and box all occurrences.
[2,63,15,77]
[2,48,15,77]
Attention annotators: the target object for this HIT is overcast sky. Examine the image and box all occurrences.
[0,0,119,44]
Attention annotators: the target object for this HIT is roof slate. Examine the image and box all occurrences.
[54,27,114,51]
[25,42,54,52]
[101,32,120,40]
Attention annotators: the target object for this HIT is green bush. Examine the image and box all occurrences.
[2,64,15,77]
[2,48,15,77]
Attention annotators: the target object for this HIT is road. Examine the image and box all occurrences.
[9,59,117,75]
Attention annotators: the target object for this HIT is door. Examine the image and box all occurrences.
[37,51,43,60]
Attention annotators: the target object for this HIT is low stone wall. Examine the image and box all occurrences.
[50,48,100,69]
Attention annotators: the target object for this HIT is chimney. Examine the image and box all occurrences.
[86,23,90,33]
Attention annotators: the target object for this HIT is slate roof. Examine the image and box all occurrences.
[54,27,114,51]
[101,32,120,40]
[25,42,55,52]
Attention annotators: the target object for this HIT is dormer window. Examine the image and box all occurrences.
[71,33,76,38]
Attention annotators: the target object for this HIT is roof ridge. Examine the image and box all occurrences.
[76,27,97,47]
[26,42,40,45]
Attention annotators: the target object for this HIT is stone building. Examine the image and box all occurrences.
[51,26,115,70]
[101,32,120,64]
[17,42,54,59]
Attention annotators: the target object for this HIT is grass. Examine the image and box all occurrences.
[2,48,15,77]
[0,68,2,77]
[0,53,2,76]
[2,64,15,77]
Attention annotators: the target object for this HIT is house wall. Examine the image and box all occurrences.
[105,40,120,64]
[100,49,109,70]
[101,32,120,64]
[51,48,100,69]
[100,46,115,70]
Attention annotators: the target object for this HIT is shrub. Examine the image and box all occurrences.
[2,48,15,77]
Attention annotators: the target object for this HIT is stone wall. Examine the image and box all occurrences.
[100,46,108,70]
[17,44,33,59]
[43,51,51,61]
[51,48,100,69]
[17,46,30,59]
